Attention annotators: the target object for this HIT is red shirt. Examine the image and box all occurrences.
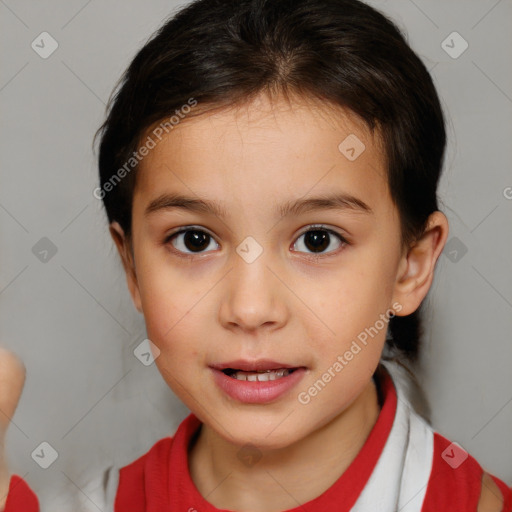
[5,368,512,511]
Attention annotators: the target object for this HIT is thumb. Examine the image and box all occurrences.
[0,348,26,437]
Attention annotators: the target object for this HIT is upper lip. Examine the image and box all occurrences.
[210,359,302,372]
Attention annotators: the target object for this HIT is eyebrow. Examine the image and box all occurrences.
[144,192,373,219]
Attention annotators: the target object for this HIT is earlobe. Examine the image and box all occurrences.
[392,211,449,316]
[109,221,143,313]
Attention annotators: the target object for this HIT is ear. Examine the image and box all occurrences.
[392,211,449,316]
[109,221,143,313]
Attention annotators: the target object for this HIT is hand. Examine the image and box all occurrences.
[0,348,26,510]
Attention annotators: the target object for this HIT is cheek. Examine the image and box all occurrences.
[302,256,395,360]
[136,262,214,374]
[136,260,193,348]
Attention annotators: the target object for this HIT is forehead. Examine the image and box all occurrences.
[134,93,391,217]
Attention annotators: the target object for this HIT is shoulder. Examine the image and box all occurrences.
[379,362,511,511]
[119,436,174,475]
[477,472,505,512]
[115,436,175,509]
[421,432,511,512]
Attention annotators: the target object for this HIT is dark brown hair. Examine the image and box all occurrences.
[96,0,446,366]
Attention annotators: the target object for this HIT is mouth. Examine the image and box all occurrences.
[210,359,304,379]
[220,367,300,381]
[209,360,308,404]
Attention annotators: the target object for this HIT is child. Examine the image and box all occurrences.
[2,0,511,510]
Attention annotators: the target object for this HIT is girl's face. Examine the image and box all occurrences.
[118,94,432,449]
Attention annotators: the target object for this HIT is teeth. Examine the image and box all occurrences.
[230,369,291,381]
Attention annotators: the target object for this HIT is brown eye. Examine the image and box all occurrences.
[167,229,218,255]
[293,227,347,255]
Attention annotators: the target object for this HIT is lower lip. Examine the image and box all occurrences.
[210,367,307,404]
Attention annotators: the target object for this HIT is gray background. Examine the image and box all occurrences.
[0,0,511,509]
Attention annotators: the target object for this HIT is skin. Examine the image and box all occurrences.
[110,92,450,511]
[0,93,502,511]
[0,349,26,510]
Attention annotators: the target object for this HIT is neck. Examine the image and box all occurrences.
[188,372,382,512]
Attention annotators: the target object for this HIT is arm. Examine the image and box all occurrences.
[477,472,512,512]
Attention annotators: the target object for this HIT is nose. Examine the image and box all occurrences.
[218,246,289,333]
